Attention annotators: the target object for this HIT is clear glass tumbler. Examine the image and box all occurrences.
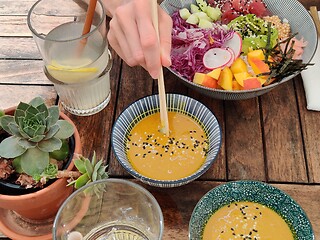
[52,179,164,240]
[27,0,112,116]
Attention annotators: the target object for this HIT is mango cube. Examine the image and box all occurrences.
[230,57,248,74]
[207,68,222,80]
[233,72,252,87]
[193,72,218,88]
[218,67,233,90]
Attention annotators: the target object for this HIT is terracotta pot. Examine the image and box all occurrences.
[0,107,82,240]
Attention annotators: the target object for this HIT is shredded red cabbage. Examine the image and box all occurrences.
[171,11,235,81]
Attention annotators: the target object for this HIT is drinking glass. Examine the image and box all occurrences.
[27,0,112,116]
[52,179,164,240]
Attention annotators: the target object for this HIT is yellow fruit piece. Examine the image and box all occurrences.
[233,72,252,87]
[218,67,233,90]
[207,68,222,79]
[247,49,265,60]
[230,58,248,74]
[47,65,98,73]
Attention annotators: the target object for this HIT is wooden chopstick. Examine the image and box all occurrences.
[310,6,320,37]
[151,0,170,136]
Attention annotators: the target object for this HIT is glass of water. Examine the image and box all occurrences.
[27,0,112,116]
[52,179,164,240]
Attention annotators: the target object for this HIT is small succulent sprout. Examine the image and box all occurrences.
[0,97,74,179]
[68,151,108,189]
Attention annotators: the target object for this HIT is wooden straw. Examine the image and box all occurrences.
[151,0,170,136]
[78,0,98,54]
[310,6,320,38]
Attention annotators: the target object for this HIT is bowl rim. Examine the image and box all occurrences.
[111,93,222,186]
[189,180,314,239]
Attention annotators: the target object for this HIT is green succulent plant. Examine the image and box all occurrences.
[0,97,74,179]
[68,151,108,189]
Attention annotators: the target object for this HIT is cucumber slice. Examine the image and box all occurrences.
[195,12,212,22]
[179,8,191,20]
[198,18,213,29]
[186,13,199,25]
[196,0,208,12]
[206,6,222,21]
[190,4,201,14]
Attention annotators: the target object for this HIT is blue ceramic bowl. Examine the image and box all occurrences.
[189,180,314,240]
[111,93,222,188]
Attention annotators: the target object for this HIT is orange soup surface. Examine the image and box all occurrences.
[126,112,209,180]
[203,201,294,240]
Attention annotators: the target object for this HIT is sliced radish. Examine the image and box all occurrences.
[225,47,235,67]
[223,31,242,58]
[203,48,232,69]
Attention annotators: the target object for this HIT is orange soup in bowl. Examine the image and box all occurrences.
[203,201,294,240]
[126,111,209,180]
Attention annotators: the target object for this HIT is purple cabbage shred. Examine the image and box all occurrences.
[171,11,234,81]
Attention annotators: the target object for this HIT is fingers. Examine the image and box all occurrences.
[159,7,173,67]
[134,0,161,79]
[107,0,172,79]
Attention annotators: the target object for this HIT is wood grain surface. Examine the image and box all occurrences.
[0,0,320,239]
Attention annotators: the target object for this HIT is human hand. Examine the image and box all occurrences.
[105,0,172,79]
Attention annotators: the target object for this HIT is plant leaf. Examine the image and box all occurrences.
[44,124,60,140]
[29,96,45,108]
[0,115,15,135]
[8,122,22,137]
[12,156,23,173]
[18,138,37,149]
[54,120,74,139]
[0,136,26,158]
[47,106,59,129]
[29,134,46,143]
[20,147,49,176]
[85,158,94,177]
[38,137,62,152]
[74,158,86,174]
[75,173,90,189]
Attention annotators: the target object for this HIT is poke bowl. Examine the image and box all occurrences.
[160,0,318,100]
[111,93,222,188]
[189,180,314,239]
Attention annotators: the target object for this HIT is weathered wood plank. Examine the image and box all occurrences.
[0,1,35,16]
[0,60,50,85]
[225,98,266,181]
[0,38,39,59]
[0,85,56,109]
[0,16,30,37]
[295,76,320,183]
[261,81,308,183]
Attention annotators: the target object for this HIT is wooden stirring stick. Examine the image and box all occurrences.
[310,6,320,37]
[77,0,98,55]
[151,0,170,136]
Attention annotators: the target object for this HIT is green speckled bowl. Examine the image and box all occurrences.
[189,180,314,240]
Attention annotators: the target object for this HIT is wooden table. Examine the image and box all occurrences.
[1,0,320,239]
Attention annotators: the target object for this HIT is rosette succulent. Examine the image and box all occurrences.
[0,97,74,179]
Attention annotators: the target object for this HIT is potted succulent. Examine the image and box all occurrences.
[0,97,81,219]
[0,97,108,240]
